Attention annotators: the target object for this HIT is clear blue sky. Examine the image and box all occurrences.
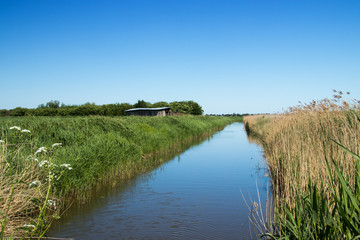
[1,0,359,114]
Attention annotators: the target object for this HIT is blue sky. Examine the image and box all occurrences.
[1,0,359,114]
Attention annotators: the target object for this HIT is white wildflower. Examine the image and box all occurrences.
[9,126,21,131]
[29,180,41,188]
[60,163,72,170]
[21,129,31,133]
[23,224,35,228]
[0,140,4,144]
[35,147,47,155]
[52,143,62,148]
[39,160,49,167]
[26,156,39,162]
[47,199,56,209]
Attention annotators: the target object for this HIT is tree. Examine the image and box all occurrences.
[46,100,61,108]
[9,107,27,116]
[134,100,151,108]
[152,101,169,108]
[169,101,203,115]
[188,101,203,115]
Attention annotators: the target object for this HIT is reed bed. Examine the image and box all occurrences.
[0,115,241,238]
[244,91,360,238]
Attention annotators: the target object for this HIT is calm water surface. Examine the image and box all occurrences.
[49,122,269,239]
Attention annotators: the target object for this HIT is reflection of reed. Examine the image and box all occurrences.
[244,182,276,240]
[244,116,277,239]
[245,131,262,146]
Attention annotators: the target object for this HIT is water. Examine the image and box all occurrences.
[48,122,270,239]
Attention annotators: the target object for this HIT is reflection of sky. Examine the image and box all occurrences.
[49,123,270,239]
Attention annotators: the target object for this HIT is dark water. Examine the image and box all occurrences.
[48,122,270,239]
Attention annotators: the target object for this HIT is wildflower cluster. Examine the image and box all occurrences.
[32,143,72,182]
[7,125,32,145]
[60,163,72,170]
[29,180,41,188]
[36,147,46,154]
[52,143,62,148]
[1,126,73,238]
[23,224,35,229]
[9,126,31,133]
[47,199,56,209]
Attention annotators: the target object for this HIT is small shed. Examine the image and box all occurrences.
[125,107,171,116]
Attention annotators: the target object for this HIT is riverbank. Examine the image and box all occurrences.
[244,95,360,238]
[0,115,241,238]
[48,122,268,239]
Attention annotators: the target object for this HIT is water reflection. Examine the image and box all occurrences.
[49,123,269,239]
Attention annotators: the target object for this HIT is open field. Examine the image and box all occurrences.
[0,115,241,238]
[244,93,360,238]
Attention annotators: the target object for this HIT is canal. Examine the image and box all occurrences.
[48,122,270,239]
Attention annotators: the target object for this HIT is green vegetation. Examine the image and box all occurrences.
[263,140,360,239]
[0,100,203,117]
[0,115,241,238]
[244,91,360,239]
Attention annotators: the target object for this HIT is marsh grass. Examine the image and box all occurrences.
[244,92,360,206]
[261,140,360,239]
[244,91,360,238]
[0,115,241,237]
[1,128,72,239]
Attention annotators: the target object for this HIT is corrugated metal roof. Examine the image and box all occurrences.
[125,107,171,112]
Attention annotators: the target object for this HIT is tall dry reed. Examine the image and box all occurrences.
[244,91,360,238]
[244,91,360,206]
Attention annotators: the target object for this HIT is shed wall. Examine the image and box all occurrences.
[126,109,169,116]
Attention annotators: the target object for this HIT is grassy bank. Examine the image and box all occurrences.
[244,93,360,238]
[0,115,241,238]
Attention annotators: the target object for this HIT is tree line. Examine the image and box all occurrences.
[0,100,203,117]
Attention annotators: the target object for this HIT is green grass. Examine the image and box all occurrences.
[1,115,241,196]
